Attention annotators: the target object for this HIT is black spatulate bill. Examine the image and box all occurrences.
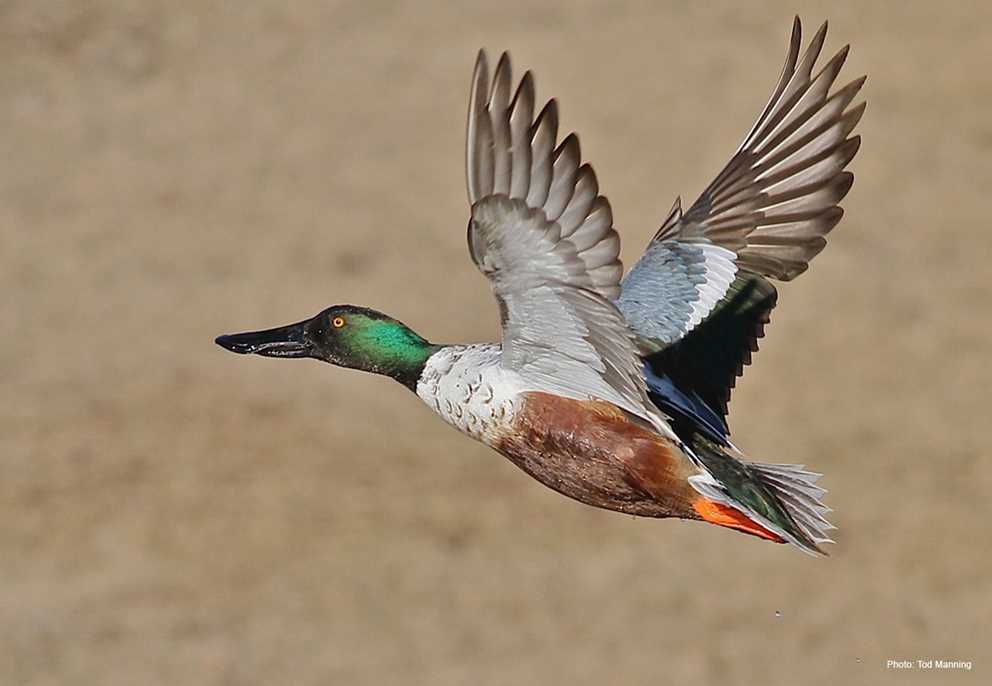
[215,320,312,358]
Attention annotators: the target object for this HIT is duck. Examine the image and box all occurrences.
[216,17,864,555]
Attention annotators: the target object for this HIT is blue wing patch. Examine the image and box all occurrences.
[643,362,730,446]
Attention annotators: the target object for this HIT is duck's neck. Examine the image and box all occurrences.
[344,325,441,391]
[385,342,443,391]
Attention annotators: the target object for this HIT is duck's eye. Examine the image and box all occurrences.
[331,316,346,328]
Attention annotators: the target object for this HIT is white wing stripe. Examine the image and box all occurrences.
[683,244,738,334]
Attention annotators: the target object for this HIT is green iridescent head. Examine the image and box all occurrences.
[216,305,436,389]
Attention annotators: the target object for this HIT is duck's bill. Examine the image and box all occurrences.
[215,320,312,358]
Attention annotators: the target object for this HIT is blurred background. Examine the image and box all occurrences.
[2,1,990,684]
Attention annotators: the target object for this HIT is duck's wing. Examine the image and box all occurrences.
[618,17,864,348]
[617,17,864,419]
[466,51,623,298]
[466,52,672,437]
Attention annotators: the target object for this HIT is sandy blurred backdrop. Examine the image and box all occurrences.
[2,1,990,684]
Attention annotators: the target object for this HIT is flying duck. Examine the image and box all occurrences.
[216,17,864,555]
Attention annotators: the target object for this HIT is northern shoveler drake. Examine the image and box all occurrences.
[216,17,864,555]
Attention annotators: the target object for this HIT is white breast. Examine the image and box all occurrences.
[416,344,521,444]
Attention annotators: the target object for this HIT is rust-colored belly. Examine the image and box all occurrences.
[495,392,700,519]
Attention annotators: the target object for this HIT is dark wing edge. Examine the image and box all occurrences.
[645,273,777,434]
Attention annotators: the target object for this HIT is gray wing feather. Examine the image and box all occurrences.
[466,52,493,201]
[508,72,534,199]
[466,51,622,299]
[620,239,738,347]
[526,102,556,208]
[619,17,865,347]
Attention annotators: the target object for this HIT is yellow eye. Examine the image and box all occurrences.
[331,316,346,328]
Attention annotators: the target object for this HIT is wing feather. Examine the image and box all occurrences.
[558,165,598,238]
[466,51,494,202]
[619,17,864,348]
[467,52,623,303]
[508,72,534,199]
[465,54,668,435]
[526,101,557,208]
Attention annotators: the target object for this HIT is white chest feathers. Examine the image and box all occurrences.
[416,344,521,443]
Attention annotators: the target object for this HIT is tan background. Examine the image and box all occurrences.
[2,1,990,684]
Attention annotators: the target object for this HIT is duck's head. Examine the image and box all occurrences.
[215,305,436,390]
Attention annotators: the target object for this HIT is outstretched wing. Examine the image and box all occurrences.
[618,17,865,351]
[466,51,623,298]
[466,52,671,437]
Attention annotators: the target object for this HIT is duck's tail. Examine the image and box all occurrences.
[686,437,835,556]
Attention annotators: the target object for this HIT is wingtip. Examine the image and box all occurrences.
[471,49,490,99]
[490,51,513,104]
[836,43,851,63]
[534,97,559,131]
[836,171,855,198]
[474,48,489,74]
[849,99,868,124]
[805,20,829,62]
[785,16,803,63]
[495,50,512,75]
[556,131,580,156]
[847,133,863,155]
[512,70,535,108]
